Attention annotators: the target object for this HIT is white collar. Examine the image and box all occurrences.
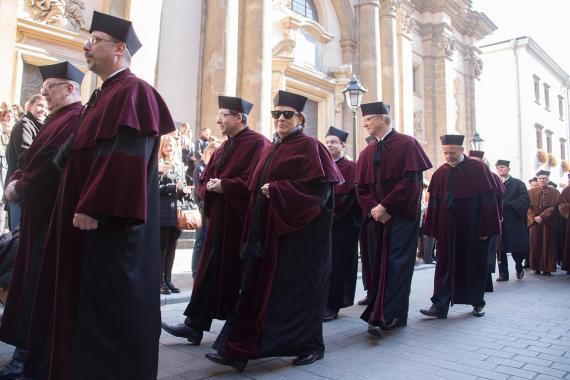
[105,67,128,82]
[376,128,393,142]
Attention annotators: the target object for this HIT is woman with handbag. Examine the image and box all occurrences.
[158,135,191,294]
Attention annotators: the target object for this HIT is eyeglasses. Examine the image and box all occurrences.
[86,36,119,46]
[217,112,235,119]
[41,82,69,92]
[271,110,296,120]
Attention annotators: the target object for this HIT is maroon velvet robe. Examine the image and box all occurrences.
[184,127,269,330]
[558,186,570,272]
[217,128,343,359]
[327,156,361,310]
[423,156,502,307]
[528,186,560,273]
[24,69,174,380]
[355,130,432,325]
[0,102,82,349]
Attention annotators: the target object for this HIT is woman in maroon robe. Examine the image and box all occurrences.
[205,90,343,371]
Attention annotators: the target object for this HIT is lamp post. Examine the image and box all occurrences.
[342,75,368,158]
[470,131,484,151]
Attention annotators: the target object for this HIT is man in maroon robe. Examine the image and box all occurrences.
[355,101,432,338]
[558,174,570,274]
[528,170,559,275]
[0,61,83,380]
[421,135,502,319]
[161,96,269,344]
[322,126,361,321]
[22,12,175,380]
[205,90,343,371]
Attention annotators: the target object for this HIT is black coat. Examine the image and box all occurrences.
[5,112,42,188]
[501,176,530,253]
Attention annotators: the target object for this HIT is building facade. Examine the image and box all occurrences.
[0,0,495,168]
[476,37,570,187]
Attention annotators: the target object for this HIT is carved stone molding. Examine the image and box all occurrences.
[466,47,483,78]
[436,30,455,58]
[23,0,86,32]
[281,15,334,44]
[396,7,416,37]
[272,38,296,58]
[380,0,401,14]
[413,110,425,141]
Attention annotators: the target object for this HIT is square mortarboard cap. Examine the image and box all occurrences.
[468,150,485,159]
[360,102,390,117]
[536,170,550,177]
[90,11,142,55]
[440,134,465,146]
[273,90,307,112]
[495,159,510,167]
[218,96,254,114]
[326,126,349,143]
[39,61,84,84]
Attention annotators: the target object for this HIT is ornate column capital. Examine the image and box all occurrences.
[435,30,455,59]
[466,46,483,78]
[396,7,416,38]
[380,0,400,16]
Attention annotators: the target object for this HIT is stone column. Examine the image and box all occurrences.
[379,0,400,130]
[238,0,272,136]
[396,6,415,135]
[0,1,18,102]
[356,0,381,153]
[464,45,482,141]
[198,0,239,136]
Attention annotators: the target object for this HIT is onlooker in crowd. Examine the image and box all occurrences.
[194,127,211,161]
[0,62,83,380]
[158,134,190,294]
[191,141,220,279]
[528,170,559,276]
[23,12,175,379]
[558,173,570,274]
[495,160,530,281]
[529,177,538,189]
[206,90,342,370]
[418,181,436,264]
[5,93,47,231]
[179,122,195,184]
[11,104,24,121]
[421,135,502,319]
[0,109,15,191]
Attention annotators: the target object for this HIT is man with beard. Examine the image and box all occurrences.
[322,126,361,321]
[0,61,83,380]
[161,96,268,344]
[528,170,560,276]
[4,93,46,230]
[355,101,431,337]
[495,160,530,281]
[421,135,502,319]
[23,12,175,380]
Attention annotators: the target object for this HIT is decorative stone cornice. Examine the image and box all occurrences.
[281,15,334,44]
[465,46,483,78]
[396,7,416,37]
[16,17,86,50]
[380,0,401,14]
[272,38,296,58]
[436,29,455,58]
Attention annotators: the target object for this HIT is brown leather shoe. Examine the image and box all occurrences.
[357,295,369,305]
[205,353,247,372]
[420,305,447,319]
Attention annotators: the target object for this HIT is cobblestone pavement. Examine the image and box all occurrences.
[1,262,569,379]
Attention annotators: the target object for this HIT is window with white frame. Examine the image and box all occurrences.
[286,0,318,22]
[559,95,564,120]
[545,129,553,153]
[533,75,541,103]
[544,83,550,111]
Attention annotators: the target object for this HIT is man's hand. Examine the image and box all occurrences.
[5,180,18,202]
[479,236,488,240]
[371,204,387,222]
[379,213,392,224]
[207,178,223,193]
[534,216,543,224]
[73,213,98,230]
[261,183,270,199]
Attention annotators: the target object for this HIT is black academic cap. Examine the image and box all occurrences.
[528,177,537,184]
[549,181,558,188]
[326,126,349,143]
[90,11,142,55]
[536,170,550,177]
[272,90,307,112]
[360,102,390,117]
[440,134,465,146]
[39,61,84,84]
[218,96,253,114]
[468,150,485,159]
[495,159,510,167]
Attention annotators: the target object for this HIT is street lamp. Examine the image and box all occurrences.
[342,75,367,158]
[470,131,484,151]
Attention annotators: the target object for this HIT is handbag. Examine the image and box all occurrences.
[176,207,202,230]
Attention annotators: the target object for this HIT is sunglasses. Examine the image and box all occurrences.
[271,110,297,120]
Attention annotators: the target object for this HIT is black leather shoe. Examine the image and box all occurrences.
[496,276,508,282]
[160,281,171,295]
[165,280,180,293]
[205,353,247,371]
[367,323,383,338]
[516,270,524,280]
[382,316,407,330]
[161,322,203,345]
[472,305,485,317]
[357,295,369,305]
[534,270,541,275]
[543,272,552,276]
[0,349,25,380]
[420,305,447,319]
[322,308,338,322]
[292,352,324,366]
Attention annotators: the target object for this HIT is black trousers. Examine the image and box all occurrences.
[160,226,181,281]
[498,250,526,278]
